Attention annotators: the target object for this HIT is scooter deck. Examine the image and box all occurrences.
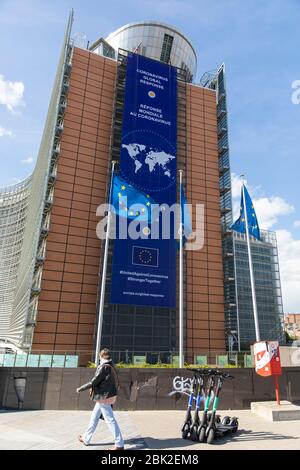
[214,424,238,436]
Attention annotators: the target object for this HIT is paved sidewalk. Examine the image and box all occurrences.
[0,410,146,450]
[0,409,300,450]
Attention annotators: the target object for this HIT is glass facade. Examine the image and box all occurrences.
[233,230,285,349]
[0,179,31,344]
[0,12,74,350]
[200,66,237,350]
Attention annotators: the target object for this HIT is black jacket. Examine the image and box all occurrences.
[78,360,118,401]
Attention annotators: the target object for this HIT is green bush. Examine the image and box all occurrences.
[116,362,176,368]
[187,364,239,369]
[86,361,240,369]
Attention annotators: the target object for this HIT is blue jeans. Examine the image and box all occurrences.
[83,402,124,447]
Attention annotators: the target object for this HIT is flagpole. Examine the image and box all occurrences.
[241,175,261,342]
[95,161,116,364]
[179,170,184,368]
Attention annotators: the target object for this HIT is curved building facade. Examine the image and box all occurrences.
[0,13,74,350]
[91,21,197,82]
[0,178,31,344]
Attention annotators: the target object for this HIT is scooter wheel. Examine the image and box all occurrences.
[181,423,190,439]
[198,426,206,443]
[221,416,231,425]
[230,418,239,432]
[190,425,198,441]
[207,428,215,445]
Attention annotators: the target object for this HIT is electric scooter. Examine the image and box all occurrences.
[181,370,198,439]
[205,371,238,444]
[189,371,206,441]
[198,370,218,443]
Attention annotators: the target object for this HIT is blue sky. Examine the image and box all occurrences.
[0,0,299,310]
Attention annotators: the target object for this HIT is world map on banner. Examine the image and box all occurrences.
[122,143,175,178]
[121,130,176,192]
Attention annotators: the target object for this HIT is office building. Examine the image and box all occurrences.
[0,13,283,362]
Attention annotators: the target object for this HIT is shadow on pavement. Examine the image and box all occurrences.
[88,438,147,450]
[85,441,114,447]
[142,428,298,449]
[230,429,298,442]
[142,437,198,449]
[203,429,298,446]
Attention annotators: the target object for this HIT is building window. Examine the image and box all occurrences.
[160,34,174,64]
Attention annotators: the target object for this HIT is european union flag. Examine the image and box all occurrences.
[181,184,192,245]
[231,184,260,240]
[112,174,156,222]
[132,246,159,267]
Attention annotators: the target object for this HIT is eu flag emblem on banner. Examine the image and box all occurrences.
[132,246,159,267]
[231,184,260,240]
[112,174,156,222]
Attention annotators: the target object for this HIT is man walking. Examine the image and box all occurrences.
[77,348,124,450]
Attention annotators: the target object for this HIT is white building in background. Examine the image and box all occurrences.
[0,15,73,350]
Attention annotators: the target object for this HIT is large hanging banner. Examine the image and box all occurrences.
[110,53,177,308]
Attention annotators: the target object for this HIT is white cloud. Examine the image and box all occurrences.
[0,74,25,111]
[0,126,12,137]
[21,156,34,164]
[294,220,300,228]
[231,172,243,200]
[254,197,294,230]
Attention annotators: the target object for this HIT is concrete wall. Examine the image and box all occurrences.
[278,347,300,367]
[1,367,299,411]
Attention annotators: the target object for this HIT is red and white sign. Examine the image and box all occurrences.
[254,341,282,377]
